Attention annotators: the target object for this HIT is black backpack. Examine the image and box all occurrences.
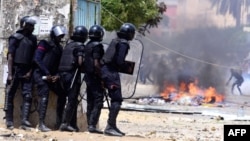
[102,38,128,64]
[84,41,100,73]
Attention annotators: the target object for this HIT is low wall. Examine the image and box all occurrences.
[6,82,88,132]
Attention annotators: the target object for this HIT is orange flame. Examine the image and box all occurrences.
[160,81,224,103]
[203,87,224,103]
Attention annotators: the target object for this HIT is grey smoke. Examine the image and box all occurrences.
[140,26,250,95]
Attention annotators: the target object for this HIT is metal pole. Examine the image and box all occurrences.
[70,68,78,89]
[103,89,110,110]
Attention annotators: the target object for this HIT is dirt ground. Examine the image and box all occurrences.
[0,84,250,141]
[0,99,250,141]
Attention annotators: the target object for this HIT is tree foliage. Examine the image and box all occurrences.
[101,0,167,35]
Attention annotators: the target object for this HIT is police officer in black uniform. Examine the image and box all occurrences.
[33,25,66,132]
[101,23,136,136]
[5,16,37,130]
[57,25,88,132]
[84,25,105,134]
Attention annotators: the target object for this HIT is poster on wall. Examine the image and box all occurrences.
[39,15,53,35]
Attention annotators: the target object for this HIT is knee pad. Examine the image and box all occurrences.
[23,94,32,103]
[41,96,48,101]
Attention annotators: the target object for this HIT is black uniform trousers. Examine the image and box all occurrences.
[101,65,123,127]
[5,65,33,124]
[85,73,104,127]
[59,70,81,128]
[33,69,65,127]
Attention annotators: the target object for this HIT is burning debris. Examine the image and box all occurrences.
[168,93,205,106]
[135,94,219,106]
[160,81,224,106]
[134,80,225,106]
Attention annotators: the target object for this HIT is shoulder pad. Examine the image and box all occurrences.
[74,42,84,47]
[88,41,100,47]
[40,40,54,49]
[118,39,128,44]
[48,40,56,47]
[40,40,49,45]
[66,42,84,49]
[10,33,24,40]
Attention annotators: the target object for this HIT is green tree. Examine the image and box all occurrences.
[210,0,250,27]
[101,0,167,35]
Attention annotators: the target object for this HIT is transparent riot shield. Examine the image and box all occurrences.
[103,38,144,99]
[121,38,144,99]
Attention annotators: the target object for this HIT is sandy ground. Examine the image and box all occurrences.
[0,99,250,141]
[0,84,250,141]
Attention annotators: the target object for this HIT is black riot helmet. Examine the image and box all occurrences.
[117,23,136,41]
[71,25,88,42]
[20,16,36,28]
[88,25,105,41]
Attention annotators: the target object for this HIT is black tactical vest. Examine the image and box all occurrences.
[102,38,128,64]
[11,33,35,65]
[42,40,63,75]
[84,41,100,73]
[58,41,84,72]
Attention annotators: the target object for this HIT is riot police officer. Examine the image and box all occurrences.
[58,25,88,132]
[33,25,67,132]
[84,25,105,134]
[5,16,37,130]
[101,23,136,136]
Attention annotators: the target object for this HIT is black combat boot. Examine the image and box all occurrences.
[6,121,14,130]
[104,124,123,137]
[70,107,79,132]
[88,102,103,134]
[55,114,62,130]
[20,100,32,130]
[38,97,51,132]
[104,102,124,136]
[55,95,66,130]
[5,104,14,130]
[88,125,103,134]
[38,121,51,132]
[59,123,76,132]
[59,104,76,132]
[114,125,125,136]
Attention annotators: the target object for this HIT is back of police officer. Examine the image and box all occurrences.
[84,25,105,134]
[57,25,88,132]
[101,23,136,136]
[33,25,66,132]
[5,16,37,130]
